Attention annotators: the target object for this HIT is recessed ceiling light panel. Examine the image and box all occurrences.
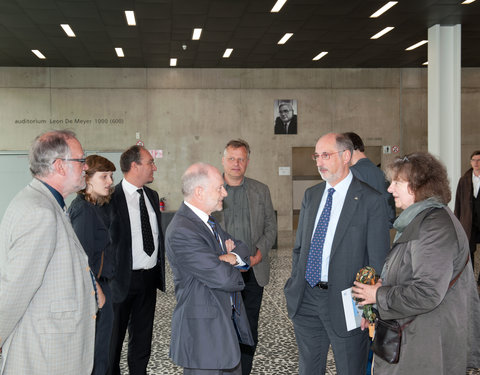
[271,0,287,12]
[371,27,394,39]
[31,50,46,59]
[278,33,293,44]
[192,28,202,40]
[462,0,476,4]
[170,58,177,66]
[313,51,328,61]
[370,1,398,18]
[125,11,136,26]
[223,48,233,58]
[406,40,428,51]
[60,24,75,37]
[115,48,124,57]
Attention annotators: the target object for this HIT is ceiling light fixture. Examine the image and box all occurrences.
[371,27,394,39]
[406,40,428,50]
[125,11,136,26]
[31,50,46,59]
[278,33,293,44]
[60,24,75,37]
[192,28,202,40]
[170,58,177,66]
[271,0,287,12]
[462,0,476,4]
[423,61,428,65]
[370,1,398,18]
[313,51,328,61]
[223,48,233,58]
[115,48,124,57]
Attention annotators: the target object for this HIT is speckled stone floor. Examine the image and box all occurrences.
[116,233,480,375]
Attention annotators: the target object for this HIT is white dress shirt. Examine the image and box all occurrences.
[312,171,353,282]
[122,179,159,270]
[473,171,480,198]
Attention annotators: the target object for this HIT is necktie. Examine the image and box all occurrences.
[305,187,335,287]
[207,216,222,250]
[137,189,155,256]
[208,216,240,312]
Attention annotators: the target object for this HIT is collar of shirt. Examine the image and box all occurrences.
[39,179,66,209]
[184,200,210,228]
[122,178,143,196]
[223,174,245,188]
[472,171,480,198]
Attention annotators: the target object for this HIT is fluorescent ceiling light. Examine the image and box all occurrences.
[371,27,394,39]
[313,51,328,61]
[271,0,287,12]
[170,58,177,66]
[192,28,202,40]
[223,48,233,58]
[423,61,428,65]
[31,50,46,59]
[125,11,136,26]
[406,40,428,51]
[115,48,124,57]
[370,1,398,18]
[60,24,75,37]
[278,33,293,44]
[462,0,476,4]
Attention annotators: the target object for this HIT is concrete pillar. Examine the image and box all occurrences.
[428,24,461,209]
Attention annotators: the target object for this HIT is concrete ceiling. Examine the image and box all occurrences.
[0,0,479,68]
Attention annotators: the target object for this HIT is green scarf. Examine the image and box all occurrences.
[393,197,445,242]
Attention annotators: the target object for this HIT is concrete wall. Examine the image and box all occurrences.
[0,67,479,231]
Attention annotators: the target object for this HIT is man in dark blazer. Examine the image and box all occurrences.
[166,162,254,375]
[214,139,277,375]
[108,145,165,375]
[284,133,390,375]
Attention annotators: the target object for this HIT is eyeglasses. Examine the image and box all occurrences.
[55,158,86,164]
[471,158,480,163]
[311,150,345,161]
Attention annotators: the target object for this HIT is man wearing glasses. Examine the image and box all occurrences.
[0,130,97,374]
[274,101,297,134]
[455,150,480,283]
[284,133,390,375]
[108,145,165,375]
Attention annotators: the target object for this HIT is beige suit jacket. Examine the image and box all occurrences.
[0,178,96,374]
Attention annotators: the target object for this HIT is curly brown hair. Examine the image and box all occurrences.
[386,152,451,204]
[79,155,116,205]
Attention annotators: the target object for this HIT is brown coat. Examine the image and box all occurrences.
[455,168,474,240]
[374,207,480,375]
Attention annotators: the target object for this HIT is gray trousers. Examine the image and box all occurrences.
[292,284,369,375]
[183,361,241,375]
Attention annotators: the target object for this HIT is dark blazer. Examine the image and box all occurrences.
[274,115,297,134]
[109,182,165,303]
[166,202,254,370]
[284,176,390,337]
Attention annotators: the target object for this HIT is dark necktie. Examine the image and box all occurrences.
[207,216,223,252]
[305,187,335,287]
[207,216,241,312]
[137,189,155,256]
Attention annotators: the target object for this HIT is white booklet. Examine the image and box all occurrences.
[341,287,362,331]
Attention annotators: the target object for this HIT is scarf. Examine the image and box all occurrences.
[393,197,445,242]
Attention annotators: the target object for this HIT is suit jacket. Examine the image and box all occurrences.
[0,178,96,374]
[284,176,390,337]
[214,177,277,287]
[274,115,297,134]
[166,203,254,370]
[109,182,165,303]
[455,168,475,240]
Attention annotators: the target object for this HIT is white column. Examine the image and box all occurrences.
[428,24,461,209]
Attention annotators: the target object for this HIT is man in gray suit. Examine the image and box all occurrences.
[284,133,390,375]
[214,139,277,375]
[0,130,97,374]
[166,163,254,374]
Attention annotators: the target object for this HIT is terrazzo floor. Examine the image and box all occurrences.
[117,232,480,375]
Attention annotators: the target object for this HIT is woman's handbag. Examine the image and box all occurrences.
[371,318,412,364]
[372,254,470,364]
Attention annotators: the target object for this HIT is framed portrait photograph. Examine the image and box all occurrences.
[274,99,297,135]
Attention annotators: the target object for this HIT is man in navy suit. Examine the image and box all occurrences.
[166,163,253,375]
[284,133,390,375]
[108,145,165,375]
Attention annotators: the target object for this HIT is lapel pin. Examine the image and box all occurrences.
[354,196,359,200]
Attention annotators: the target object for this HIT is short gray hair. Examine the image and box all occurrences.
[181,163,211,198]
[29,130,76,177]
